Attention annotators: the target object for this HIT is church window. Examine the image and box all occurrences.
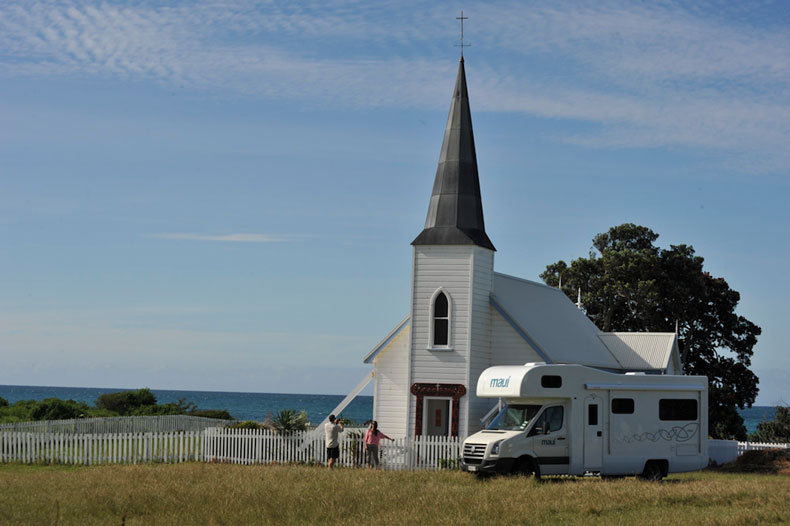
[432,291,450,347]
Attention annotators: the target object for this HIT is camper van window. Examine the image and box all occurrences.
[611,398,635,414]
[487,404,542,431]
[527,406,564,436]
[659,399,697,421]
[541,375,562,388]
[588,404,598,426]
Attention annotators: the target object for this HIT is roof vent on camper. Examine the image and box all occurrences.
[625,372,646,375]
[524,362,546,367]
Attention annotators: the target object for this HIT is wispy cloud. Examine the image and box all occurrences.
[1,0,788,172]
[150,233,287,243]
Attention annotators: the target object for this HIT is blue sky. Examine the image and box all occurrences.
[1,0,788,405]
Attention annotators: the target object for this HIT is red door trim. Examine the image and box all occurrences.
[410,383,466,436]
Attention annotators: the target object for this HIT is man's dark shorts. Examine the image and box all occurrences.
[327,446,340,460]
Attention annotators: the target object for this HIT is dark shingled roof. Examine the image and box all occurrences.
[412,57,495,251]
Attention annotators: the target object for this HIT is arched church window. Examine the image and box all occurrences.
[433,291,449,346]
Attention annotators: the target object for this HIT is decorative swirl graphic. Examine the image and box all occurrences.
[621,423,699,443]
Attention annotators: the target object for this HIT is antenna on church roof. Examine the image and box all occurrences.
[675,319,679,335]
[576,288,583,309]
[558,274,562,289]
[455,10,469,58]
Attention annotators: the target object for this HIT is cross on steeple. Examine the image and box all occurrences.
[456,11,469,57]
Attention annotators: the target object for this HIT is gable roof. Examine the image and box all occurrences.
[411,57,494,251]
[492,273,622,369]
[598,332,677,371]
[363,315,410,364]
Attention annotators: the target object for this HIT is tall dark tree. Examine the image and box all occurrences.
[541,224,760,440]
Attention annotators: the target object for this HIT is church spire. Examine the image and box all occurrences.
[411,57,495,251]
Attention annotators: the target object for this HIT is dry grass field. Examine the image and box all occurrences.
[1,462,789,526]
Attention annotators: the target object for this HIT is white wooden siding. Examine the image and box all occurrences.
[410,246,472,380]
[407,245,497,437]
[409,246,474,433]
[468,307,544,431]
[490,308,543,366]
[372,325,410,438]
[465,247,495,437]
[465,304,544,435]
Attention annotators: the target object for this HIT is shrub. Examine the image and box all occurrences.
[0,396,7,408]
[30,398,91,420]
[264,409,308,433]
[230,421,261,430]
[749,406,790,443]
[190,409,233,420]
[132,403,183,416]
[0,400,39,422]
[95,388,157,415]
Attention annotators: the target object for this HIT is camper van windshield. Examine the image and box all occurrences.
[487,404,542,431]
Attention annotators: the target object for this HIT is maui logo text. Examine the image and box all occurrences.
[490,377,511,388]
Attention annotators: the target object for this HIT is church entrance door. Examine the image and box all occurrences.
[410,383,466,436]
[423,397,451,436]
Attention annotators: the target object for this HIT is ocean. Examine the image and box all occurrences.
[0,384,777,435]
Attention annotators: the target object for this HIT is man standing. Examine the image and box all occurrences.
[324,414,344,469]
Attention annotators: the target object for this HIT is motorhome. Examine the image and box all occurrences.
[461,363,708,480]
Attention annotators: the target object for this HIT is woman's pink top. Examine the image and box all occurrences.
[364,428,390,446]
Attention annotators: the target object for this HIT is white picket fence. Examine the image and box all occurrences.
[0,428,462,470]
[0,415,233,434]
[0,431,204,465]
[2,427,784,470]
[203,428,461,470]
[738,441,790,454]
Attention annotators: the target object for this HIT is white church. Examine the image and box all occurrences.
[361,57,682,439]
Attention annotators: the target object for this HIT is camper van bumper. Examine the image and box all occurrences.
[461,457,516,474]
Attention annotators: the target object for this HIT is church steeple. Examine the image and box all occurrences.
[411,57,495,251]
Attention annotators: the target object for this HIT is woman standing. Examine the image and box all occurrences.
[364,421,392,469]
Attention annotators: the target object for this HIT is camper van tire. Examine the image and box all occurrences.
[639,460,666,482]
[514,457,540,480]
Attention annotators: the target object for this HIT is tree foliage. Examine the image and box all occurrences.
[264,409,308,433]
[30,398,92,421]
[230,420,262,430]
[749,406,790,443]
[95,388,158,415]
[541,224,760,440]
[0,398,113,423]
[0,388,235,424]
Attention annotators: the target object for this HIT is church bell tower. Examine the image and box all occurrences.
[406,57,495,438]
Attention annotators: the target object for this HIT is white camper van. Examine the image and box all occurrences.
[461,363,708,480]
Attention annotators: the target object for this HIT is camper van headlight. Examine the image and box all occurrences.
[491,440,505,456]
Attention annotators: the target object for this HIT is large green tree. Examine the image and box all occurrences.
[541,224,760,440]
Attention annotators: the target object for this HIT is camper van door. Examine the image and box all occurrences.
[583,395,604,471]
[528,404,569,475]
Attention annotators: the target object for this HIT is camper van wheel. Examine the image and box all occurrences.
[514,458,540,480]
[640,461,664,482]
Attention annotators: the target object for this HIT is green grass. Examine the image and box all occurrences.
[1,464,789,525]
